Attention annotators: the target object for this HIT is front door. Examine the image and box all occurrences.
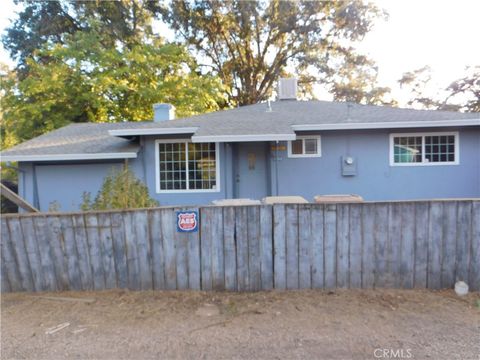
[235,142,269,200]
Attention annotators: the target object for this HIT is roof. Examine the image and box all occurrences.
[1,100,479,162]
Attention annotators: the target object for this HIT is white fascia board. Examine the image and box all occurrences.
[191,134,296,143]
[292,119,480,131]
[0,152,138,162]
[109,127,198,137]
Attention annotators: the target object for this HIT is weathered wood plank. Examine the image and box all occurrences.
[110,212,128,288]
[46,216,69,290]
[133,210,152,290]
[374,204,389,288]
[428,202,443,289]
[9,216,35,291]
[298,205,312,289]
[175,224,189,291]
[285,204,299,290]
[349,204,362,288]
[32,216,57,291]
[223,207,237,291]
[414,202,429,288]
[149,209,165,290]
[311,205,324,289]
[469,201,480,291]
[456,201,471,283]
[361,204,375,289]
[235,206,249,291]
[1,217,20,291]
[187,210,201,290]
[72,214,93,290]
[84,213,105,290]
[20,216,45,291]
[259,205,273,290]
[441,202,457,288]
[247,206,261,291]
[97,213,116,289]
[324,204,337,289]
[211,207,225,290]
[161,208,177,290]
[59,215,82,290]
[336,204,349,288]
[388,203,402,288]
[0,242,11,292]
[399,203,415,289]
[200,207,212,291]
[273,205,286,290]
[123,212,140,290]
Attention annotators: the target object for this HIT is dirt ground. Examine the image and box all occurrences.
[1,289,479,360]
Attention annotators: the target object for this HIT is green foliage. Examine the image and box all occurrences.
[161,0,388,106]
[1,26,226,147]
[81,167,158,211]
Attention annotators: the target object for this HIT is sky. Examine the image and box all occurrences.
[0,0,478,106]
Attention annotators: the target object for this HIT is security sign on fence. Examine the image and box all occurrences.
[176,210,199,232]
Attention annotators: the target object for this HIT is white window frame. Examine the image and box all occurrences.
[155,139,221,193]
[287,135,322,158]
[389,131,459,166]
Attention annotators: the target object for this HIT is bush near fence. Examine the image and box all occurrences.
[1,200,479,293]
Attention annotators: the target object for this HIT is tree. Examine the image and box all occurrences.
[81,166,158,210]
[2,0,161,77]
[160,0,388,106]
[1,26,226,146]
[399,66,479,112]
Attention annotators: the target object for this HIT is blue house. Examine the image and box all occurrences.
[2,85,479,212]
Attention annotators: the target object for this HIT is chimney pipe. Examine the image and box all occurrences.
[153,103,175,122]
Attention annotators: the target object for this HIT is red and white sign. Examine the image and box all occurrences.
[176,211,199,232]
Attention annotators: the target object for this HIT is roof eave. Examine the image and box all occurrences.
[0,152,138,162]
[191,134,296,143]
[108,127,198,137]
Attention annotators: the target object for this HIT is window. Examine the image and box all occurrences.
[390,132,459,166]
[155,140,219,192]
[288,136,321,157]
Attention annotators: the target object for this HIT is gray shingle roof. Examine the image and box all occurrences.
[1,100,479,161]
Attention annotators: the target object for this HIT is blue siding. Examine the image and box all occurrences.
[17,127,479,212]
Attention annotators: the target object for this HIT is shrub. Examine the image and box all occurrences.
[81,167,158,210]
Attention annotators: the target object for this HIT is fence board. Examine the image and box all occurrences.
[2,200,478,293]
[336,204,349,288]
[349,204,362,288]
[84,213,105,290]
[285,205,299,290]
[161,209,177,290]
[260,206,273,290]
[361,204,375,288]
[298,205,312,289]
[235,206,249,291]
[1,218,20,291]
[110,212,128,288]
[470,201,480,291]
[324,204,337,289]
[46,216,69,290]
[441,202,457,288]
[311,205,324,289]
[97,213,117,289]
[149,209,165,290]
[223,207,237,291]
[428,202,443,289]
[273,205,286,290]
[456,201,471,283]
[133,211,152,290]
[414,202,429,288]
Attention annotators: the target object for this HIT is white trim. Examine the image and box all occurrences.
[287,136,322,158]
[154,139,221,194]
[0,152,138,162]
[109,127,198,137]
[389,131,460,166]
[292,119,480,131]
[191,134,296,143]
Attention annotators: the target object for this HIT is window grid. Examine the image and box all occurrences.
[288,136,321,157]
[392,133,457,165]
[158,142,217,191]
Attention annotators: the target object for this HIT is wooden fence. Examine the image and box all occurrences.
[1,200,479,293]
